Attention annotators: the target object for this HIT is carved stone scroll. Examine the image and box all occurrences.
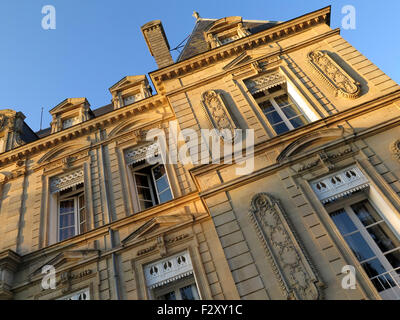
[249,193,322,300]
[201,90,237,141]
[308,50,361,99]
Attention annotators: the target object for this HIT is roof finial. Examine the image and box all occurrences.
[192,11,200,20]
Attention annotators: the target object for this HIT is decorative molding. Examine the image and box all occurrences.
[311,165,369,204]
[249,193,322,300]
[144,251,194,289]
[244,72,286,94]
[201,90,237,141]
[308,50,361,99]
[50,168,84,194]
[390,139,400,161]
[124,142,159,166]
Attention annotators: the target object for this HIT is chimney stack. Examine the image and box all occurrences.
[141,20,174,69]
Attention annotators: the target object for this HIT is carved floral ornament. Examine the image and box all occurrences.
[201,90,237,141]
[308,50,361,99]
[390,139,400,161]
[249,193,322,300]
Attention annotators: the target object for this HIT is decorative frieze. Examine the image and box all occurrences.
[310,165,369,203]
[244,72,286,94]
[249,193,322,300]
[308,50,361,99]
[144,251,194,289]
[50,168,84,193]
[124,142,159,166]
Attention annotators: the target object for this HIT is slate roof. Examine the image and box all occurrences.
[177,18,281,62]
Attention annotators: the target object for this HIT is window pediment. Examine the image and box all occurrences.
[204,16,250,48]
[49,98,93,133]
[109,75,152,109]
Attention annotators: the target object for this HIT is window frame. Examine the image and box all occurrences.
[325,193,400,299]
[128,160,174,213]
[253,85,310,135]
[57,184,86,242]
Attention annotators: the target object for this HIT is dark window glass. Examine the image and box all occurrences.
[330,209,357,235]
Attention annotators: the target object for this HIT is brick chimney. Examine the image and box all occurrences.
[141,20,174,69]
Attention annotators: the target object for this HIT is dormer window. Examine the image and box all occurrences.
[49,98,93,133]
[62,116,79,129]
[123,92,145,106]
[109,75,152,110]
[205,16,250,49]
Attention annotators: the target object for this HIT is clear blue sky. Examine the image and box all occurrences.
[0,0,399,132]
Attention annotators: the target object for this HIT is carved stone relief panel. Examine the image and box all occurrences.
[249,192,322,300]
[201,90,237,141]
[390,139,400,161]
[308,50,361,99]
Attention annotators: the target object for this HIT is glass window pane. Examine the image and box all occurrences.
[265,111,283,125]
[60,213,74,228]
[180,285,195,300]
[159,188,173,204]
[79,208,87,233]
[60,200,74,214]
[60,227,75,241]
[137,187,152,201]
[272,122,290,135]
[344,232,375,261]
[155,175,169,193]
[330,209,357,235]
[361,258,387,278]
[140,200,154,210]
[289,115,308,129]
[281,105,301,118]
[352,201,381,226]
[163,291,176,300]
[385,249,400,270]
[273,94,291,107]
[259,100,274,113]
[367,224,399,253]
[371,274,397,292]
[134,174,150,188]
[153,165,166,180]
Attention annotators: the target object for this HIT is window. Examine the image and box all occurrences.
[123,92,144,106]
[58,288,90,300]
[62,116,79,129]
[327,196,400,299]
[130,162,173,212]
[153,276,200,300]
[144,251,200,300]
[58,183,86,241]
[252,84,309,135]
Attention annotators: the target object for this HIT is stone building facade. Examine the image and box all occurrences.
[0,6,400,300]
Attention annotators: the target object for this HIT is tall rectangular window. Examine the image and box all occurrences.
[131,162,173,212]
[328,198,400,299]
[58,183,86,241]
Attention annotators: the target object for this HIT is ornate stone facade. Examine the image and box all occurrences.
[0,6,399,301]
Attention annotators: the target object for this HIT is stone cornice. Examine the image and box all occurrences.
[0,95,169,168]
[164,28,340,98]
[149,6,331,89]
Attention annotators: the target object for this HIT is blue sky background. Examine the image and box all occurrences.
[0,0,399,132]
